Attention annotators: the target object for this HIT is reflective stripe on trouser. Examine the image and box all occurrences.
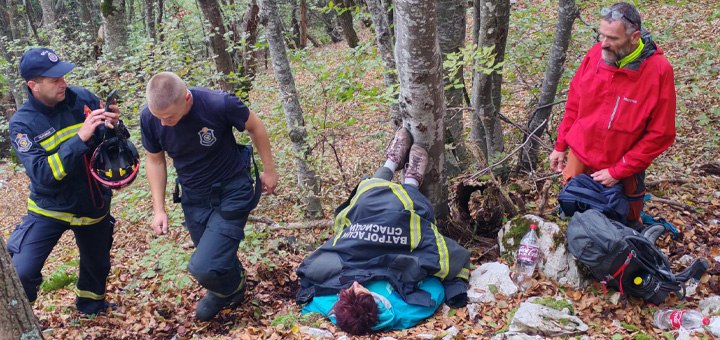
[182,174,254,296]
[562,150,646,222]
[6,214,114,310]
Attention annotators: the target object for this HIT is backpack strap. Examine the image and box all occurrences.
[601,250,634,298]
[641,195,679,239]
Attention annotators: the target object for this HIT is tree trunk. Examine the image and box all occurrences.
[0,235,44,340]
[381,0,392,40]
[395,0,448,221]
[143,0,156,41]
[259,0,323,218]
[156,0,164,41]
[470,0,509,176]
[197,0,234,91]
[127,0,134,24]
[289,0,301,48]
[2,0,29,107]
[300,0,308,48]
[38,0,57,40]
[437,0,469,177]
[240,0,260,80]
[23,0,43,42]
[315,0,342,43]
[366,0,400,126]
[101,0,129,56]
[520,0,578,172]
[337,0,359,48]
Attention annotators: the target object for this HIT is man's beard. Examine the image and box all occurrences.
[602,42,633,64]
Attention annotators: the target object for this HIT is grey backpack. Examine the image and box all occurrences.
[567,210,708,304]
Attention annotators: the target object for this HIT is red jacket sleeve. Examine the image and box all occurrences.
[609,62,676,179]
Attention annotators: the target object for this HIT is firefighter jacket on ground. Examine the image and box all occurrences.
[296,178,471,308]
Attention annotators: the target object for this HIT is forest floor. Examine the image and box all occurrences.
[2,0,720,339]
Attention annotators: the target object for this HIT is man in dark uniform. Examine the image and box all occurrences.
[7,48,121,315]
[141,72,278,321]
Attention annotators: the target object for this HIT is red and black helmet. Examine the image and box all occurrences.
[90,136,140,189]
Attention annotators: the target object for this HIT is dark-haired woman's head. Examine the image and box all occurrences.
[333,281,380,335]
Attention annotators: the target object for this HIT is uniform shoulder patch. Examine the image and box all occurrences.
[198,127,216,146]
[15,133,32,152]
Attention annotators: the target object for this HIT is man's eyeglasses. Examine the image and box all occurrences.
[601,7,640,31]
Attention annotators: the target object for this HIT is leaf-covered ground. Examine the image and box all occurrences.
[1,0,719,339]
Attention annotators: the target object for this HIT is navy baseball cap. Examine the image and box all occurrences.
[19,48,75,81]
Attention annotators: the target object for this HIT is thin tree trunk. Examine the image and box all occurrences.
[289,0,301,48]
[156,0,164,41]
[143,0,156,41]
[240,0,260,80]
[24,0,42,42]
[2,0,29,107]
[381,0,392,40]
[315,0,342,43]
[101,0,129,56]
[437,0,469,176]
[127,0,134,24]
[0,235,44,340]
[366,0,399,126]
[38,0,57,40]
[259,0,323,218]
[470,0,509,177]
[337,0,359,48]
[520,0,578,171]
[197,0,234,91]
[300,0,308,48]
[395,0,448,221]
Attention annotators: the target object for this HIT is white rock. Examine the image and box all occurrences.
[302,327,333,338]
[490,332,544,340]
[467,303,480,321]
[608,292,622,305]
[709,316,720,337]
[416,334,435,339]
[509,302,588,337]
[467,262,518,303]
[441,326,459,340]
[700,296,720,315]
[678,255,694,266]
[498,215,588,289]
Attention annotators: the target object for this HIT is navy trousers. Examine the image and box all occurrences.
[7,213,115,313]
[182,172,256,297]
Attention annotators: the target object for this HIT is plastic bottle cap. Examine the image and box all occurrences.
[703,318,710,325]
[634,276,643,285]
[530,224,537,230]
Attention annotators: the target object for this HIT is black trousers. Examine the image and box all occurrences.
[182,172,256,297]
[7,213,115,313]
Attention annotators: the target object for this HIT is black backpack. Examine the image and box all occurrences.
[567,210,708,304]
[558,174,629,224]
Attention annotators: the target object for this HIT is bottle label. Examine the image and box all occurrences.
[518,244,538,262]
[670,310,685,328]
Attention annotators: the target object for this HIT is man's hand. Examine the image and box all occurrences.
[151,211,169,235]
[103,104,120,129]
[549,150,567,173]
[78,109,110,142]
[260,169,278,194]
[591,168,619,187]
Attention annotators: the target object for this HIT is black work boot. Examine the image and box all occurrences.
[195,271,246,321]
[78,301,116,316]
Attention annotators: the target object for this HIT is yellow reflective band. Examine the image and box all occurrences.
[74,287,105,300]
[39,124,82,151]
[28,199,107,226]
[212,271,246,298]
[431,223,449,279]
[391,185,422,251]
[333,179,401,245]
[456,267,470,280]
[617,37,644,69]
[48,153,66,181]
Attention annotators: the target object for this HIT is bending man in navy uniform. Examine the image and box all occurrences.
[7,48,121,315]
[296,129,471,334]
[141,72,278,321]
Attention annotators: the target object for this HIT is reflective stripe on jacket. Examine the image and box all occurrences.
[296,178,471,307]
[555,39,676,180]
[9,87,112,223]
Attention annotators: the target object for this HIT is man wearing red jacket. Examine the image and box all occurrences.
[549,2,676,227]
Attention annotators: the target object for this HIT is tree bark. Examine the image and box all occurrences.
[520,0,578,171]
[240,0,260,80]
[315,0,342,43]
[127,0,135,24]
[337,0,359,48]
[395,0,448,221]
[300,0,308,48]
[77,0,100,41]
[23,0,43,42]
[289,0,301,48]
[366,0,400,126]
[1,0,29,107]
[197,0,234,91]
[437,0,469,176]
[259,0,323,218]
[0,235,44,340]
[470,0,509,177]
[156,0,164,41]
[143,0,156,41]
[38,0,57,40]
[101,0,129,56]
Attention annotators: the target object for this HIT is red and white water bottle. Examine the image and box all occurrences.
[654,309,709,330]
[514,224,539,290]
